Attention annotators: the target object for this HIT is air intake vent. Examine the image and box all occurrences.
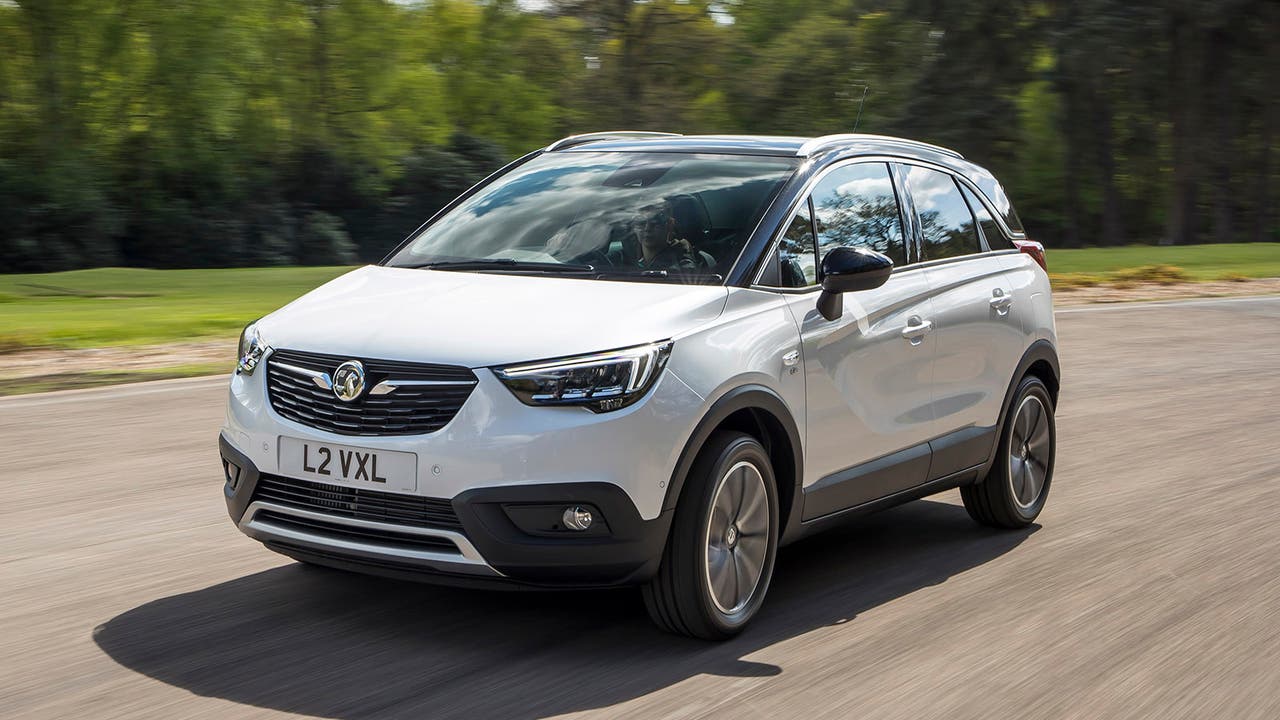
[252,474,463,530]
[254,510,460,554]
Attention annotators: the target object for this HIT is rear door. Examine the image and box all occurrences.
[899,164,1023,479]
[960,182,1045,341]
[758,160,939,519]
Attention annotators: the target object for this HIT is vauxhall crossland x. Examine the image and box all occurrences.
[220,132,1059,639]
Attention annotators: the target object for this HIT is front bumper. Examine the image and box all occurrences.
[221,433,673,587]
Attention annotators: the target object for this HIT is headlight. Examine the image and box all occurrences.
[237,321,268,375]
[494,341,673,413]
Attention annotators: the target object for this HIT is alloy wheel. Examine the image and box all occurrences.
[703,460,770,615]
[1008,394,1052,509]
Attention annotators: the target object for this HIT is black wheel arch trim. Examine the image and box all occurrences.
[980,339,1060,475]
[661,384,805,543]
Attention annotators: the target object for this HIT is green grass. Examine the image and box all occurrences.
[1048,243,1280,280]
[0,266,354,350]
[1,244,1278,353]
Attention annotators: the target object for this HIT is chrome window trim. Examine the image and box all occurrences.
[751,248,1023,295]
[749,261,937,295]
[906,248,1021,272]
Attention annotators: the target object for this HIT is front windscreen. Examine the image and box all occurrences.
[385,152,799,283]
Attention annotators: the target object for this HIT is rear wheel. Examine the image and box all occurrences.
[962,375,1055,528]
[643,431,778,640]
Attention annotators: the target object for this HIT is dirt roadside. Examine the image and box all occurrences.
[3,278,1278,394]
[0,340,232,394]
[1051,276,1280,306]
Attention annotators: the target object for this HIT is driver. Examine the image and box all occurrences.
[634,200,704,272]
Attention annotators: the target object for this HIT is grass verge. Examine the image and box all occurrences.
[0,362,227,396]
[1048,243,1280,281]
[0,244,1277,352]
[0,266,353,351]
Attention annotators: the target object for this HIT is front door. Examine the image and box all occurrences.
[763,161,940,520]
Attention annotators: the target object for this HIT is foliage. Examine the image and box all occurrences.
[0,0,1276,273]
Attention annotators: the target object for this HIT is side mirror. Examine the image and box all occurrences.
[816,246,894,321]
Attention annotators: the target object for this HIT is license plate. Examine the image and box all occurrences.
[278,437,417,492]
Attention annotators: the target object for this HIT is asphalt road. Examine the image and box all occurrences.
[3,296,1279,720]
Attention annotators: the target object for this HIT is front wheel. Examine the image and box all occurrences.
[643,431,779,640]
[962,375,1056,528]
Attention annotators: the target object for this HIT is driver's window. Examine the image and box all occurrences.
[777,198,818,288]
[811,162,906,265]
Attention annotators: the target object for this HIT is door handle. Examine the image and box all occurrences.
[990,289,1013,314]
[901,317,933,343]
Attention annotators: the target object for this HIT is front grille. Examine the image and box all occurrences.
[255,510,460,554]
[266,348,477,436]
[253,474,463,530]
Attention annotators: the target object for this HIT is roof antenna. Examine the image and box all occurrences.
[852,84,869,132]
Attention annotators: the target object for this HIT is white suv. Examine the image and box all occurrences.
[220,132,1059,639]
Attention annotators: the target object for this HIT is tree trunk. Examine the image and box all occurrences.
[1166,11,1200,245]
[1255,8,1277,244]
[308,0,331,144]
[1206,28,1233,244]
[1257,99,1275,243]
[1056,71,1084,248]
[19,0,65,167]
[1053,0,1085,248]
[1091,81,1124,246]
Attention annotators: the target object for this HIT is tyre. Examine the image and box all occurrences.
[962,375,1056,528]
[643,431,779,640]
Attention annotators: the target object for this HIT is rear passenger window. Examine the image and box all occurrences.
[906,166,981,260]
[960,184,1012,250]
[810,163,906,265]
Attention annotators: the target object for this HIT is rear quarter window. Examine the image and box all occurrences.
[960,184,1014,250]
[969,167,1025,235]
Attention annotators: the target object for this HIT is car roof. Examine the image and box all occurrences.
[544,131,1024,240]
[546,131,964,161]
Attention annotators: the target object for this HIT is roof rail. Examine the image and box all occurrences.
[796,133,963,160]
[545,131,683,152]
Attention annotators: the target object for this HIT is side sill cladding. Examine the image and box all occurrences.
[662,385,805,543]
[796,339,1060,534]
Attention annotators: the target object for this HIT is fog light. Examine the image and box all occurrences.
[222,459,242,490]
[562,506,594,531]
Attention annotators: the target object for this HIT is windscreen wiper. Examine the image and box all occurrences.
[400,258,596,273]
[593,268,724,284]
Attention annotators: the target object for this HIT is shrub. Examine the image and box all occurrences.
[1109,264,1190,285]
[1050,273,1103,290]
